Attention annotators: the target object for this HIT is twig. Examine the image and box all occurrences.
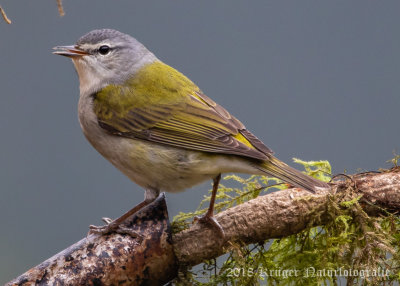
[0,5,11,24]
[56,0,65,17]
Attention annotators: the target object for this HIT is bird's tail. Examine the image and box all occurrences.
[256,156,330,193]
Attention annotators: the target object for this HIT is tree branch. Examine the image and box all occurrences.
[174,168,400,266]
[7,194,177,285]
[7,168,400,285]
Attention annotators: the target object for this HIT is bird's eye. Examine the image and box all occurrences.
[98,45,111,55]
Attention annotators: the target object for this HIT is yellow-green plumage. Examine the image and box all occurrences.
[93,61,270,160]
[91,60,328,192]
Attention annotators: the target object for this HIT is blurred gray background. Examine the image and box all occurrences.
[1,0,399,283]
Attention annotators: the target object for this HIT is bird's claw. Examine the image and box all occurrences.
[88,222,117,235]
[194,214,225,239]
[88,220,143,240]
[101,217,113,224]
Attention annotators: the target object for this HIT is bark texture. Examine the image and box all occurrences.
[7,194,177,286]
[174,168,400,266]
[7,168,400,285]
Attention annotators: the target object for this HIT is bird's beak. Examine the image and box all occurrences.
[52,45,89,58]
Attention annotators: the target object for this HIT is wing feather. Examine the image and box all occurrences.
[93,61,273,160]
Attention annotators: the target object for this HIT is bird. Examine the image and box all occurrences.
[53,29,330,237]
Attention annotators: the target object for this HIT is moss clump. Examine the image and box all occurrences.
[172,159,400,285]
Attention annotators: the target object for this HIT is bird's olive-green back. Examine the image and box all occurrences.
[93,61,272,160]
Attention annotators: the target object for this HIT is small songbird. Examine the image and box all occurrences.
[54,29,329,237]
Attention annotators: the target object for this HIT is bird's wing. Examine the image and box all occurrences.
[93,61,273,160]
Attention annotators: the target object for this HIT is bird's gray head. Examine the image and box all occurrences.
[54,29,157,95]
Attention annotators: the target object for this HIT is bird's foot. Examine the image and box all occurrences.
[194,214,225,239]
[88,217,143,239]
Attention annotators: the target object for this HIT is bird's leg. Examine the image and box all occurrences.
[194,174,225,238]
[89,188,159,237]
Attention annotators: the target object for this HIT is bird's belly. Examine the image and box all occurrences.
[106,137,214,192]
[83,128,258,193]
[90,135,220,192]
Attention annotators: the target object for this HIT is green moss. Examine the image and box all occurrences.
[172,159,400,285]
